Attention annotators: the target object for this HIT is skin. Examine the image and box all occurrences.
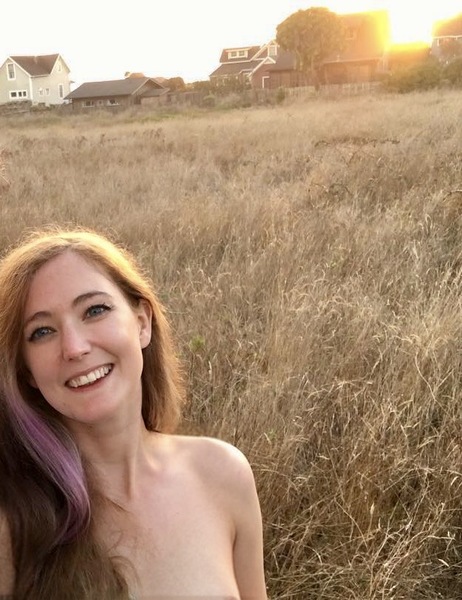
[0,251,267,599]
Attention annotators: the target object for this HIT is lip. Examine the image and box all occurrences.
[65,363,113,388]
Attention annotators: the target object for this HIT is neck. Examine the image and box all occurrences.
[67,413,160,503]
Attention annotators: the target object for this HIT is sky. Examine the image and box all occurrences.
[2,1,461,88]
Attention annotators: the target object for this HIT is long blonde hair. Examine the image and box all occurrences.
[0,227,184,599]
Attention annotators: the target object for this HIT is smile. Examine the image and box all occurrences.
[67,365,113,388]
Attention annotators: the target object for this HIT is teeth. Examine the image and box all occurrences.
[68,365,112,388]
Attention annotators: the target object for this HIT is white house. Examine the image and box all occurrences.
[0,54,71,105]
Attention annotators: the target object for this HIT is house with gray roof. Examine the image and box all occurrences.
[65,77,168,109]
[209,44,277,88]
[0,54,71,105]
[210,11,390,90]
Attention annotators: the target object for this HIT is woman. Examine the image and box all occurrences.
[0,228,267,600]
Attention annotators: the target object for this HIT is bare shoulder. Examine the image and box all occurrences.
[0,511,14,595]
[173,434,256,491]
[166,435,268,598]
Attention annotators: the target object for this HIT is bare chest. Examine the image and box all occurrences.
[99,483,239,599]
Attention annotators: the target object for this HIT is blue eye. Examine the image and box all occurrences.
[28,326,54,342]
[85,304,112,318]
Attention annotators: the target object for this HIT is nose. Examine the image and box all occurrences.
[60,323,91,361]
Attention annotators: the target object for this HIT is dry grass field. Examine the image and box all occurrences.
[1,89,462,599]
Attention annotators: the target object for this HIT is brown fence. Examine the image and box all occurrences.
[285,81,382,98]
[0,100,32,116]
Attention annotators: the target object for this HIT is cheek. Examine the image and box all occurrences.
[27,372,39,389]
[17,354,39,389]
[25,359,47,389]
[22,347,53,388]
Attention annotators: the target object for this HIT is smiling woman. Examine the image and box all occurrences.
[0,228,267,600]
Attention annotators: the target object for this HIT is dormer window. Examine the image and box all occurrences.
[7,62,15,80]
[228,49,248,59]
[268,45,277,57]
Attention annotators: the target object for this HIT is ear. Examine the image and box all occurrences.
[136,299,152,349]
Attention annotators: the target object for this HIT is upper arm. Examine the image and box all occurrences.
[0,513,14,595]
[205,441,267,600]
[229,450,267,600]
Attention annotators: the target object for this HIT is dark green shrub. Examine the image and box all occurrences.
[383,60,442,93]
[201,94,216,108]
[443,57,462,87]
[275,87,286,104]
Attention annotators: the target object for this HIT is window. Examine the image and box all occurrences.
[57,61,62,72]
[107,98,119,106]
[228,49,247,59]
[39,88,44,96]
[58,84,64,98]
[45,88,50,96]
[7,62,15,80]
[9,90,27,100]
[268,45,277,57]
[84,100,94,107]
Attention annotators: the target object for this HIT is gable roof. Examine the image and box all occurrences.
[9,54,62,76]
[66,77,167,100]
[263,50,296,72]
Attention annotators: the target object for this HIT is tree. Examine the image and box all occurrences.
[276,7,346,88]
[166,77,186,91]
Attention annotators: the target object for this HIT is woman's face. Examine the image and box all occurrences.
[21,251,152,427]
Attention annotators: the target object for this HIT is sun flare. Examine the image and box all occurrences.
[389,8,433,44]
[388,5,460,44]
[317,0,461,45]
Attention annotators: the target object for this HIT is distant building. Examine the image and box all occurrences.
[0,54,71,105]
[321,10,390,84]
[210,10,390,89]
[65,77,168,109]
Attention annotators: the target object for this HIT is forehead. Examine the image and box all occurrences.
[25,251,122,311]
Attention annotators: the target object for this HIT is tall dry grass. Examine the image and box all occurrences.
[1,90,462,598]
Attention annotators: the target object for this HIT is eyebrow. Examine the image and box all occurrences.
[23,291,113,328]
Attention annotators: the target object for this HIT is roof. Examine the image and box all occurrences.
[9,54,61,76]
[210,60,262,77]
[433,14,462,37]
[264,50,297,72]
[66,78,166,100]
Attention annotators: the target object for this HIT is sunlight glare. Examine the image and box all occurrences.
[389,8,433,43]
[316,0,462,44]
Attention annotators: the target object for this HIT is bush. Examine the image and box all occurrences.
[443,57,462,87]
[383,60,442,93]
[275,86,286,104]
[201,94,216,108]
